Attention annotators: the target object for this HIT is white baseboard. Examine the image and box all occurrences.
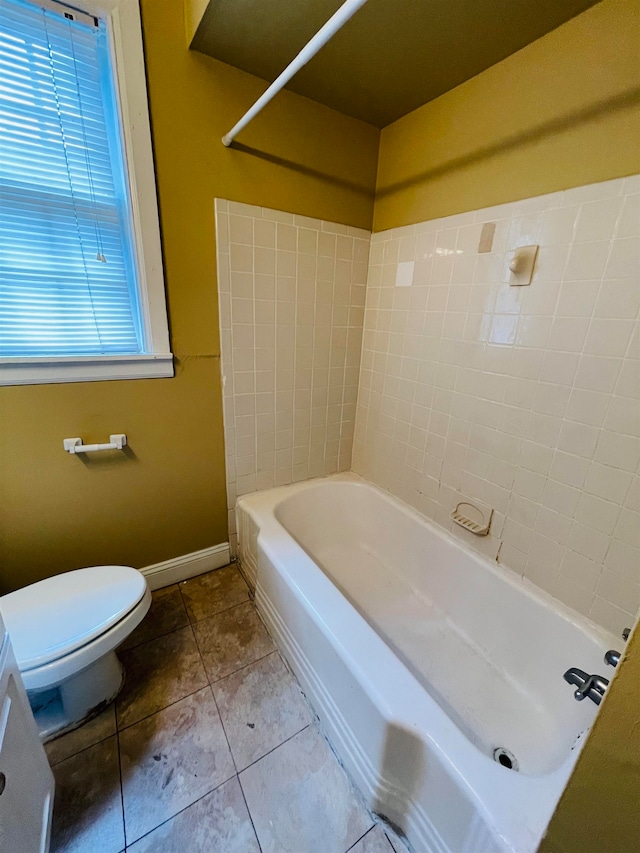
[140,543,231,590]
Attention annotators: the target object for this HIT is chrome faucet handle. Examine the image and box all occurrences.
[564,667,609,705]
[574,674,609,705]
[622,628,631,641]
[604,649,621,667]
[564,667,589,689]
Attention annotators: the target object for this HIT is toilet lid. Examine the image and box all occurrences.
[0,565,147,672]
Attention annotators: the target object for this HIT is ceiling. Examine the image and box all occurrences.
[190,0,601,127]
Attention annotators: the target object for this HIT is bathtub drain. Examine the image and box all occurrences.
[493,747,518,771]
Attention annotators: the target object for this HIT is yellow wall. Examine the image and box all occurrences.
[540,624,640,852]
[374,0,640,231]
[184,0,208,44]
[0,0,379,594]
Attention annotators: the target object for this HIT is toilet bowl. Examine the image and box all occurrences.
[0,565,151,741]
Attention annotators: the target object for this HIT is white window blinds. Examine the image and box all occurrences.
[0,0,144,357]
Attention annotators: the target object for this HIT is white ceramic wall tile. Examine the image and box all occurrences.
[352,176,640,635]
[216,201,370,554]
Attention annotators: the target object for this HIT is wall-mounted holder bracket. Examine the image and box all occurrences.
[508,244,538,286]
[451,500,493,536]
[63,434,127,454]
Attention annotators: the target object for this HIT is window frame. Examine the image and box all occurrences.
[0,0,173,386]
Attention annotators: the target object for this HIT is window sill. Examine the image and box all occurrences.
[0,354,174,386]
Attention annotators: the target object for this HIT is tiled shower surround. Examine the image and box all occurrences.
[215,200,370,553]
[352,176,639,635]
[217,177,639,635]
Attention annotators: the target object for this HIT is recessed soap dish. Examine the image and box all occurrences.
[451,501,493,536]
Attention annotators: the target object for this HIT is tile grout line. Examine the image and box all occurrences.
[188,582,278,689]
[118,619,194,666]
[198,590,318,775]
[115,711,127,850]
[187,617,264,851]
[178,564,252,626]
[124,617,242,850]
[236,770,264,853]
[119,601,190,652]
[184,592,253,626]
[122,770,239,851]
[115,619,277,735]
[344,825,374,852]
[115,674,205,734]
[190,622,240,774]
[202,589,318,777]
[115,620,206,733]
[206,647,278,688]
[237,722,311,775]
[115,572,254,735]
[121,566,251,656]
[386,830,407,853]
[344,822,406,853]
[195,580,321,788]
[46,716,116,767]
[190,612,242,783]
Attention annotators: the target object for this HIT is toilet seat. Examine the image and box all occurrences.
[0,566,150,691]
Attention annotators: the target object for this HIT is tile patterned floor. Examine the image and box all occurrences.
[47,566,410,853]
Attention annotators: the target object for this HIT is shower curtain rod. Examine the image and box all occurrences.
[221,0,369,147]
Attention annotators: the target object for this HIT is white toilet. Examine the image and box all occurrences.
[0,565,151,741]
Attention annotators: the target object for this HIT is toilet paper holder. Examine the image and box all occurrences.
[63,434,127,454]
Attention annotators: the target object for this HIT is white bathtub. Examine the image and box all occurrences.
[237,473,615,853]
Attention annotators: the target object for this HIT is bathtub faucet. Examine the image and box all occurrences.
[604,627,632,668]
[563,667,609,705]
[604,649,621,667]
